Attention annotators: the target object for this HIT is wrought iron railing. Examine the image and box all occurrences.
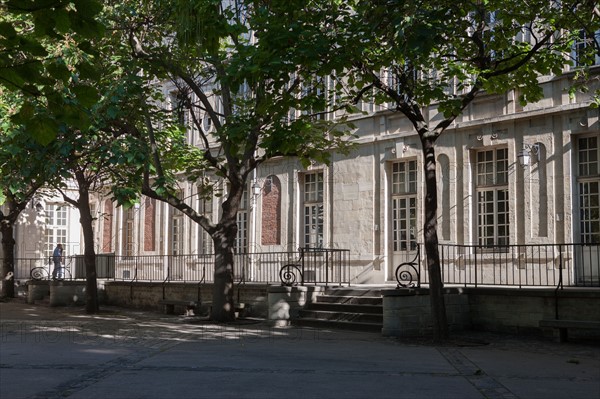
[394,243,600,288]
[6,248,351,286]
[5,243,597,288]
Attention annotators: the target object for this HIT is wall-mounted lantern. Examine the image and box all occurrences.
[518,144,540,167]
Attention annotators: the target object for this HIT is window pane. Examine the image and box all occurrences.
[392,195,416,251]
[303,172,324,247]
[476,149,510,247]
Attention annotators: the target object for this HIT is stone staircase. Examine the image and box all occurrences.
[294,288,383,332]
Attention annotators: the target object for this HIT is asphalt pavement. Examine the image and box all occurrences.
[1,299,599,399]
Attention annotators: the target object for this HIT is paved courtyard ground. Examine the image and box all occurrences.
[1,299,599,399]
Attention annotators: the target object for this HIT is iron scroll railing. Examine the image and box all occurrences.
[393,243,600,288]
[395,245,421,288]
[278,246,348,287]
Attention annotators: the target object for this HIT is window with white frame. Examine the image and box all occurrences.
[122,207,135,257]
[578,136,600,244]
[467,9,498,52]
[170,91,188,127]
[572,30,600,68]
[301,76,327,120]
[171,216,184,255]
[90,202,97,238]
[44,204,67,258]
[198,193,213,254]
[235,189,248,253]
[171,191,184,255]
[391,160,418,251]
[303,171,324,248]
[476,148,509,247]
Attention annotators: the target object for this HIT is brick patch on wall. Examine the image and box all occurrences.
[261,175,281,245]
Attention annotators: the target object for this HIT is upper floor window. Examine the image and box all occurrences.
[572,30,600,68]
[392,160,418,195]
[579,136,599,177]
[170,91,189,127]
[301,76,327,120]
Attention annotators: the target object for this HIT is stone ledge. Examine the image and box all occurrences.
[267,285,326,294]
[463,287,600,299]
[382,287,468,297]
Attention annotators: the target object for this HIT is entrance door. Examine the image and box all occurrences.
[577,180,600,285]
[575,136,600,286]
[389,160,419,282]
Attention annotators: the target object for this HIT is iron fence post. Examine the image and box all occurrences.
[300,248,305,286]
[474,245,478,288]
[325,249,329,288]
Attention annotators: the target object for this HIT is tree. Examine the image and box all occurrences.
[344,0,599,341]
[0,91,59,297]
[1,1,106,299]
[1,1,147,309]
[110,0,354,321]
[44,14,152,313]
[50,129,112,313]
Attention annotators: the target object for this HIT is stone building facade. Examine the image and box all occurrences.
[2,62,598,286]
[90,71,599,285]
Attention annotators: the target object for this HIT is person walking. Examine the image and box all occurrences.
[51,243,64,280]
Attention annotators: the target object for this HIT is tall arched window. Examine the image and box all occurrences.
[438,154,451,241]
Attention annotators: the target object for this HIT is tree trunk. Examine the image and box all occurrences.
[211,227,236,322]
[210,181,243,322]
[75,172,99,313]
[0,220,15,298]
[79,203,99,313]
[422,137,449,342]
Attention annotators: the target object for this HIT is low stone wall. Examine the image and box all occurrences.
[104,281,269,317]
[468,287,600,337]
[49,281,86,306]
[382,288,470,337]
[27,280,49,304]
[104,282,599,338]
[382,287,600,338]
[27,280,90,306]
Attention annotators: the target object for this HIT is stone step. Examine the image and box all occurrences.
[299,309,383,324]
[324,288,384,297]
[305,302,382,314]
[31,297,51,306]
[294,317,382,333]
[293,287,385,333]
[316,295,382,306]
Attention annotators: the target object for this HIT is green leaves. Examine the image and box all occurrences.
[71,85,100,108]
[1,0,106,143]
